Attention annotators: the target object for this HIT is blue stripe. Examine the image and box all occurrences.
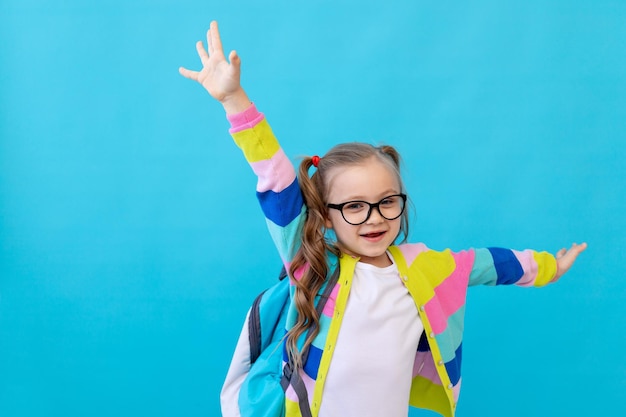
[488,247,524,285]
[281,338,323,380]
[444,343,463,385]
[257,179,304,227]
[303,344,323,379]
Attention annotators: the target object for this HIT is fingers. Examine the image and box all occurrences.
[572,242,588,253]
[178,66,199,81]
[207,20,223,56]
[553,242,587,281]
[565,242,587,259]
[180,21,232,86]
[206,28,213,55]
[196,41,209,64]
[229,50,241,69]
[557,242,587,258]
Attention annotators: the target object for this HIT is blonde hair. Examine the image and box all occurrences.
[286,142,409,369]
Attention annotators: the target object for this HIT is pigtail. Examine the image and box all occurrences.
[378,145,401,168]
[287,157,337,370]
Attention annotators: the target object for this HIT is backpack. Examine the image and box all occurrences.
[222,267,339,417]
[247,267,290,366]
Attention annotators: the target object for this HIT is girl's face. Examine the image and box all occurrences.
[324,157,403,267]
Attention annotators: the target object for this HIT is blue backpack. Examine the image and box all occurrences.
[235,267,339,417]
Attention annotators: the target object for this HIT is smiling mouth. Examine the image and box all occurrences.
[361,231,386,238]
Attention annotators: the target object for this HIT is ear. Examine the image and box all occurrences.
[325,216,333,230]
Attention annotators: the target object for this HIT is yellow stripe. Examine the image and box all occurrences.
[285,397,302,417]
[409,375,454,417]
[309,255,359,417]
[388,246,456,417]
[410,249,456,299]
[231,119,280,163]
[532,251,557,286]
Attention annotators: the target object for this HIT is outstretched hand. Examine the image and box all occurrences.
[554,242,587,281]
[179,21,250,114]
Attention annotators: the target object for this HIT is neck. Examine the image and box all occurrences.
[350,252,393,268]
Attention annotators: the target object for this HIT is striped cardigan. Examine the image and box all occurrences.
[227,104,558,417]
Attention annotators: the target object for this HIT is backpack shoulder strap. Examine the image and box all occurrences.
[247,290,266,365]
[248,266,290,365]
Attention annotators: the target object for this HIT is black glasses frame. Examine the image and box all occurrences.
[326,193,407,225]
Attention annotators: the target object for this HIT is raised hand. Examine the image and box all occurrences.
[179,21,250,114]
[554,242,588,281]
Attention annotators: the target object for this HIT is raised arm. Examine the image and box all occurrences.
[180,21,306,267]
[179,20,251,115]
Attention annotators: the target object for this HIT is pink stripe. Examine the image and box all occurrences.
[452,378,461,401]
[227,103,264,133]
[284,368,315,403]
[250,149,296,193]
[321,283,340,318]
[396,243,429,265]
[412,351,442,384]
[424,250,474,334]
[291,264,307,281]
[512,249,538,287]
[413,353,462,401]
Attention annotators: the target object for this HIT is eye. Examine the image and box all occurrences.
[344,201,366,212]
[380,196,398,206]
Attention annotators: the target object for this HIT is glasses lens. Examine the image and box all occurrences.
[378,195,405,220]
[341,195,405,225]
[342,201,370,225]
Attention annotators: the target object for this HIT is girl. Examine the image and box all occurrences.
[179,21,587,417]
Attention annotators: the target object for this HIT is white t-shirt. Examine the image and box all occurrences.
[319,258,424,417]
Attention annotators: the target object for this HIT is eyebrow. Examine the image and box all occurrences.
[334,190,401,202]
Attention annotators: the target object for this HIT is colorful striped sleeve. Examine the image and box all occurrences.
[228,104,305,263]
[468,247,557,287]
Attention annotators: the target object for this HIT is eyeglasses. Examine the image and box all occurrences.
[327,194,407,225]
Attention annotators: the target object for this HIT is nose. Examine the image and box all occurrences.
[365,206,385,224]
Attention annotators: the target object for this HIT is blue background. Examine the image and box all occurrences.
[1,1,625,416]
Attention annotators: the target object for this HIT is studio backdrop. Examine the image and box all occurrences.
[1,1,625,416]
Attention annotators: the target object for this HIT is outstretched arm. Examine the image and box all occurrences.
[179,20,251,115]
[468,242,588,288]
[553,242,587,281]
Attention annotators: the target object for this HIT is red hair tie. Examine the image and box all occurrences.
[311,155,321,168]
